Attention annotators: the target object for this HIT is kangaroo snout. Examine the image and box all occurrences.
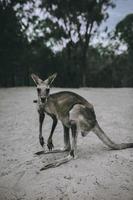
[41,97,46,103]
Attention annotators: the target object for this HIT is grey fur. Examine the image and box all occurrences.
[31,73,133,170]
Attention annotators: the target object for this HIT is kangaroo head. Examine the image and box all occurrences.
[31,73,57,103]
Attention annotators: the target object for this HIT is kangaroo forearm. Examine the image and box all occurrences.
[38,112,45,147]
[39,113,45,136]
[48,116,58,140]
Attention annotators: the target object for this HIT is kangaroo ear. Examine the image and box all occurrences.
[45,73,57,86]
[31,74,43,85]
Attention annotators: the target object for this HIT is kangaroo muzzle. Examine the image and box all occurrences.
[41,97,46,103]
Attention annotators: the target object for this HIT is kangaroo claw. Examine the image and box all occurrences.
[47,141,54,151]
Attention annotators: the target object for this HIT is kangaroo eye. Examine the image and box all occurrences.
[37,88,41,93]
[46,88,50,94]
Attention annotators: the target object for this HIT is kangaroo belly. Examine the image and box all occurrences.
[69,104,94,132]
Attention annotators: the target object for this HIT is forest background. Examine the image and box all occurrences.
[0,0,133,88]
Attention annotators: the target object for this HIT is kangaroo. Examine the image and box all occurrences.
[31,73,133,170]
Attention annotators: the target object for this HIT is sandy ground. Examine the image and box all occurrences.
[0,87,133,200]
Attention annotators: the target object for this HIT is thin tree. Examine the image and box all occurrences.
[39,0,115,86]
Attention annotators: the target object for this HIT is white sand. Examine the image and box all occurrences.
[0,87,133,200]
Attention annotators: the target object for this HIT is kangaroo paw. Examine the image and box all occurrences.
[39,136,44,147]
[35,150,45,155]
[40,155,73,170]
[35,148,68,156]
[47,140,54,151]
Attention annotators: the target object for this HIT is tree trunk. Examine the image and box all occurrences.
[11,73,15,87]
[82,71,87,87]
[81,21,93,87]
[24,66,30,86]
[81,43,88,87]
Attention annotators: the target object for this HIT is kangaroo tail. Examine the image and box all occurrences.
[93,122,133,150]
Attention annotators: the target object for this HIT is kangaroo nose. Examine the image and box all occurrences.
[41,97,45,103]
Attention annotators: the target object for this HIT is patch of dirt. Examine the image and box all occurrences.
[0,87,133,200]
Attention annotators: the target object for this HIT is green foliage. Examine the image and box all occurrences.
[115,14,133,51]
[39,0,115,86]
[0,0,27,86]
[0,0,133,87]
[114,13,133,86]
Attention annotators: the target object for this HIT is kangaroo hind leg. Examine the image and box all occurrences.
[63,125,71,151]
[69,120,78,158]
[40,120,78,170]
[40,125,76,170]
